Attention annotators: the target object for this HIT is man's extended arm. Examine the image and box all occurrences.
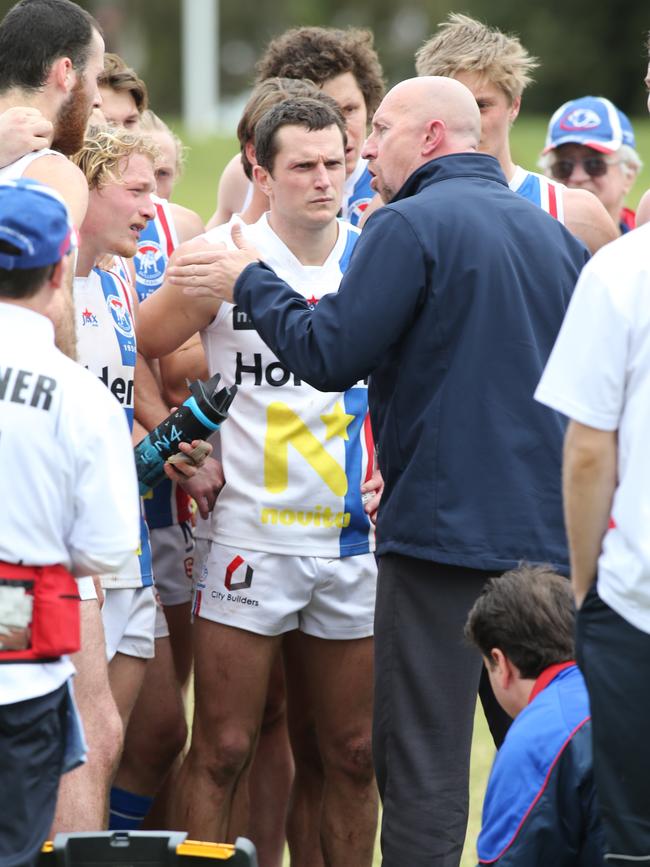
[563,188,618,255]
[562,421,618,606]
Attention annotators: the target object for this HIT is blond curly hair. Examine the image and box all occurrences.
[71,124,159,189]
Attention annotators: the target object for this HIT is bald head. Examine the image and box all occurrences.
[362,76,481,202]
[385,77,480,147]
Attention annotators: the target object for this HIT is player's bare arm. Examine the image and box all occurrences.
[563,188,619,254]
[636,189,650,227]
[562,420,618,606]
[205,153,250,230]
[166,223,259,306]
[159,333,209,409]
[137,235,223,359]
[169,201,204,242]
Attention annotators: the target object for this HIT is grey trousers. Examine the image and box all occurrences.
[373,554,507,867]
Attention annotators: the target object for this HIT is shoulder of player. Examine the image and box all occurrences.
[21,154,88,228]
[168,201,204,243]
[562,188,618,254]
[636,189,650,228]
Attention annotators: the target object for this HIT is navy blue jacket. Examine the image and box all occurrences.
[478,664,605,866]
[234,153,589,571]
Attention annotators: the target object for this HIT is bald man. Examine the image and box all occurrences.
[144,76,589,867]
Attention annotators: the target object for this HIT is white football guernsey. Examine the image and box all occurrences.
[202,214,375,558]
[73,268,153,589]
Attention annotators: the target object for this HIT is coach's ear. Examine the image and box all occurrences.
[49,257,66,290]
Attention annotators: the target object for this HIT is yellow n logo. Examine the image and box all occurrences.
[264,402,349,496]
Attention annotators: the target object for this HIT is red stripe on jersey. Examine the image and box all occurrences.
[608,516,616,530]
[193,589,202,617]
[110,269,134,318]
[547,183,558,219]
[363,413,375,484]
[156,202,175,257]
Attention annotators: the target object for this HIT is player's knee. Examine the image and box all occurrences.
[321,732,375,786]
[195,727,256,787]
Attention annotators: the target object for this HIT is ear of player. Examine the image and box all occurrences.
[134,372,237,494]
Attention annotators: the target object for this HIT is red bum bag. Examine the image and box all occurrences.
[0,562,80,662]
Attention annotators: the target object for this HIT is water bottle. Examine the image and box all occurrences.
[134,372,236,495]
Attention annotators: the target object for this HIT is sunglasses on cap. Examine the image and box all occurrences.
[549,155,617,181]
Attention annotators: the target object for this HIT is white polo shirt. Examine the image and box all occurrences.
[535,224,650,633]
[0,303,140,702]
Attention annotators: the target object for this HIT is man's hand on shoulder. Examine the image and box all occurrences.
[167,223,260,304]
[0,107,52,168]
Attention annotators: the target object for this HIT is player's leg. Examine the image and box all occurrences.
[171,618,280,840]
[297,632,377,867]
[297,552,378,867]
[284,629,325,867]
[246,647,294,867]
[51,588,124,833]
[113,521,195,829]
[170,543,296,841]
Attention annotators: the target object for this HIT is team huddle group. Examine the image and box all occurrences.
[1,0,650,865]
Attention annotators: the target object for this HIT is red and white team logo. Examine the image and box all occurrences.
[106,294,134,338]
[560,108,602,132]
[135,239,165,288]
[224,555,254,591]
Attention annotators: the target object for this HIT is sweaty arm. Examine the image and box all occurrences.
[563,188,618,254]
[234,206,427,391]
[562,422,617,606]
[23,155,89,359]
[159,333,209,409]
[138,236,221,359]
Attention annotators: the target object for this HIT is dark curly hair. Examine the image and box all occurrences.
[255,26,385,116]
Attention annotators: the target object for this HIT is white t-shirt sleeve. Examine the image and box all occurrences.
[535,262,629,432]
[65,374,141,576]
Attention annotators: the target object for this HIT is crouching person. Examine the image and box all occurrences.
[465,565,605,866]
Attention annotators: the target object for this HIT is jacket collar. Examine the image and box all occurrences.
[390,152,509,204]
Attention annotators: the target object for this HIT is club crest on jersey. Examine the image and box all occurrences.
[560,108,602,132]
[106,294,134,338]
[350,198,371,223]
[135,239,165,288]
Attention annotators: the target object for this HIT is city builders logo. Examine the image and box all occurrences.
[224,555,254,590]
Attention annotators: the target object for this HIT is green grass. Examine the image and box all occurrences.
[169,115,650,227]
[170,115,649,864]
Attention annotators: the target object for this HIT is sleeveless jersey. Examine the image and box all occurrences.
[0,148,62,182]
[74,268,153,588]
[130,195,192,529]
[509,166,566,223]
[202,215,375,558]
[341,157,374,227]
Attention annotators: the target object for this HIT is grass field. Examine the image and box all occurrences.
[169,115,650,865]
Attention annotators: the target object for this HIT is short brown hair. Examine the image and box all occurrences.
[464,564,575,679]
[237,78,323,180]
[98,52,148,113]
[256,26,384,116]
[254,97,346,176]
[415,13,538,104]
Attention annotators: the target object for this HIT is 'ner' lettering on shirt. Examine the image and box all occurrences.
[0,367,57,411]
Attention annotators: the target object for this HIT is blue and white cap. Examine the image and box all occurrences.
[0,178,76,270]
[543,96,635,154]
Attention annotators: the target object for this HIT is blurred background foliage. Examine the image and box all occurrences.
[3,0,648,117]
